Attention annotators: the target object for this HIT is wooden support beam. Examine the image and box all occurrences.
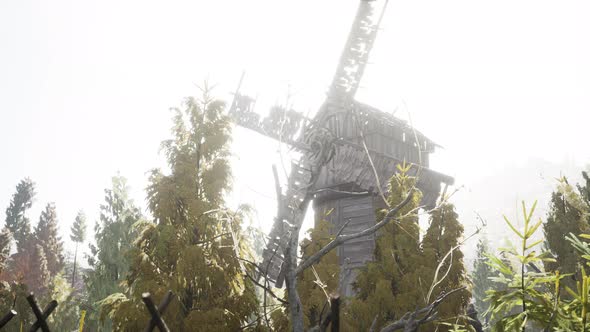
[330,294,340,332]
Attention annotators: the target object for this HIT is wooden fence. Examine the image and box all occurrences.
[0,291,174,332]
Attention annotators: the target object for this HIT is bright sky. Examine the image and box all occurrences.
[1,0,589,261]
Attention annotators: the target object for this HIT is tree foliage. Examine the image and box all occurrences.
[70,211,87,244]
[84,175,142,331]
[486,201,560,331]
[35,203,64,278]
[100,92,259,331]
[345,164,425,330]
[422,202,471,330]
[4,178,35,253]
[472,237,500,326]
[70,211,87,288]
[544,174,590,291]
[272,219,341,330]
[297,219,340,328]
[0,228,11,275]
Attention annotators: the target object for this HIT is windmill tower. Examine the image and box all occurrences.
[228,0,453,296]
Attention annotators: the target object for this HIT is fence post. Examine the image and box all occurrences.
[0,309,17,328]
[330,294,340,332]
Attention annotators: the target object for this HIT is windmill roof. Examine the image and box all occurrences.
[352,100,441,148]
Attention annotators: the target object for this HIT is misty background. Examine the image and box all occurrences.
[1,0,589,265]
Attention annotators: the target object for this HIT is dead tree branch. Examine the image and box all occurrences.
[379,287,466,332]
[295,188,415,276]
[239,258,288,305]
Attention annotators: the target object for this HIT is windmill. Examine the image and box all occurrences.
[228,0,453,296]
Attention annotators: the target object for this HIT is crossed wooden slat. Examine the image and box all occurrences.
[142,290,173,332]
[26,293,58,332]
[1,290,173,331]
[0,309,17,328]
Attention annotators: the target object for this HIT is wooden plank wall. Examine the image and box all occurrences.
[315,195,376,297]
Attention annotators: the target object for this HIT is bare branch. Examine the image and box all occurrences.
[239,258,289,305]
[355,113,390,208]
[295,188,415,276]
[311,188,369,196]
[335,219,353,238]
[369,315,379,332]
[426,221,481,303]
[379,287,467,332]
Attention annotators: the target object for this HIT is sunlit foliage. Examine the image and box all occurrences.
[345,164,425,330]
[100,92,259,331]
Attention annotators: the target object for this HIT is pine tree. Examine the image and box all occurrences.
[100,92,259,331]
[4,178,35,253]
[70,211,87,287]
[472,237,495,324]
[26,243,51,296]
[35,203,64,277]
[577,171,590,209]
[543,175,590,290]
[345,164,425,331]
[486,201,560,331]
[84,175,142,331]
[421,202,470,331]
[272,219,341,330]
[0,229,13,329]
[0,228,11,275]
[297,220,340,328]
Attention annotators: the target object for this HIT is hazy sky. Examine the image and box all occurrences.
[1,0,589,259]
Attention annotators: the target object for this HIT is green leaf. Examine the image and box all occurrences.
[525,239,543,250]
[504,216,524,239]
[525,219,542,238]
[486,253,513,275]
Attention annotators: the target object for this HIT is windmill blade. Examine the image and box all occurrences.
[328,0,388,99]
[228,85,311,151]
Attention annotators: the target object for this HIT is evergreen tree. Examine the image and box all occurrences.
[486,201,560,331]
[297,219,340,329]
[48,274,80,331]
[345,164,425,331]
[577,171,590,210]
[4,178,35,253]
[84,175,142,331]
[421,202,470,331]
[472,237,495,325]
[26,243,51,296]
[0,228,11,275]
[35,203,64,277]
[70,211,87,287]
[272,219,341,330]
[0,229,13,329]
[100,93,259,331]
[543,175,590,290]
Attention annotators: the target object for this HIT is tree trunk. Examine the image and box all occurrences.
[285,229,305,332]
[71,242,78,287]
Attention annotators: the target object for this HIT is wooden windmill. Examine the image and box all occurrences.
[228,0,453,296]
